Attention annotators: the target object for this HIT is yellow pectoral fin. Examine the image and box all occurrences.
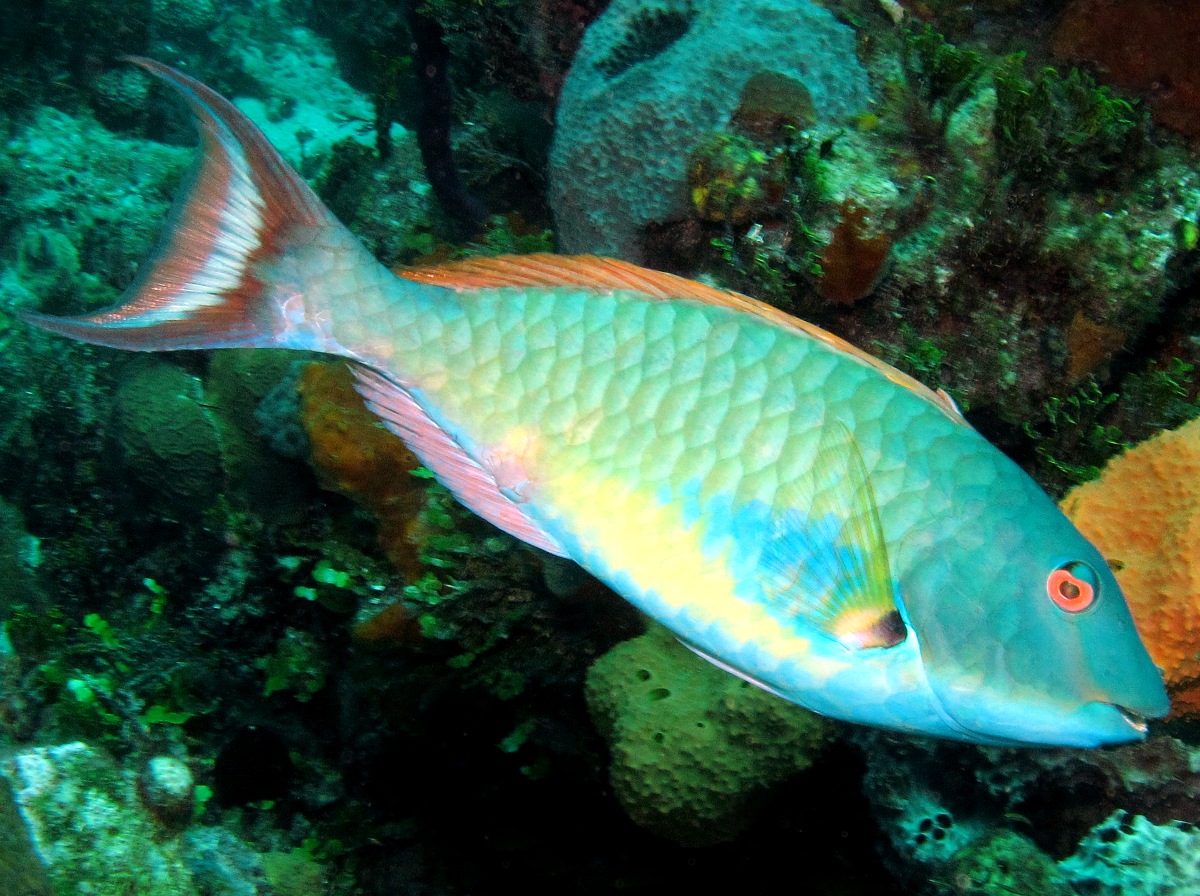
[759,420,905,650]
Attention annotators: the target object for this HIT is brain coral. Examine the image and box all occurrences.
[111,358,224,516]
[585,623,832,846]
[1060,416,1200,716]
[549,0,871,260]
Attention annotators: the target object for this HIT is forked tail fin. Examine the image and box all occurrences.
[20,57,345,351]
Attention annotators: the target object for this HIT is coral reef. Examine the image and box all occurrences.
[859,730,1200,890]
[181,826,275,896]
[857,733,996,881]
[0,105,186,312]
[935,830,1070,896]
[106,350,300,521]
[4,742,196,896]
[314,137,437,269]
[549,0,871,259]
[0,775,50,896]
[0,499,45,619]
[1060,415,1200,715]
[138,756,196,829]
[205,349,312,523]
[585,623,833,846]
[9,1,1200,894]
[816,200,893,306]
[110,358,226,517]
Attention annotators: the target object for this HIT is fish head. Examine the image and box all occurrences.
[898,476,1168,747]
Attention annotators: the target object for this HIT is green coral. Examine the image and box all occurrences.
[586,623,833,846]
[934,830,1070,896]
[110,358,224,517]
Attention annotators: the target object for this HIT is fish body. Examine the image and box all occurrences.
[24,60,1169,746]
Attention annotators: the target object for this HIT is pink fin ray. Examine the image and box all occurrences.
[350,364,568,557]
[20,57,331,351]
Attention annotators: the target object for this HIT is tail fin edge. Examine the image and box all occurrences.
[23,58,332,351]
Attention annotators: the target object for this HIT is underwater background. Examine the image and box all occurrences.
[3,0,1200,893]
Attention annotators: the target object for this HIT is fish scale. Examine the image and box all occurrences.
[21,59,1169,747]
[392,288,941,594]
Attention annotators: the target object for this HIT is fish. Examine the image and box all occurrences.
[22,59,1169,747]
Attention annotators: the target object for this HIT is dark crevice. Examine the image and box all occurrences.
[595,4,695,79]
[405,0,489,229]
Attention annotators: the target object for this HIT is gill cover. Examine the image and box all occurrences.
[903,480,1168,747]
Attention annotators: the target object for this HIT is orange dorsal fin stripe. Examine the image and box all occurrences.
[399,254,967,426]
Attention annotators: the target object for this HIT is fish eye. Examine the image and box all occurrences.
[1046,561,1099,613]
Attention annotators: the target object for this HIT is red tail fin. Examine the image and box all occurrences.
[20,58,334,350]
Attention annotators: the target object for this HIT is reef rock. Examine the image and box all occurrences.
[585,623,832,846]
[936,830,1070,896]
[549,0,871,260]
[0,774,50,896]
[2,742,195,896]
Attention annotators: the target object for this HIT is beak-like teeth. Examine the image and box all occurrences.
[1116,706,1149,735]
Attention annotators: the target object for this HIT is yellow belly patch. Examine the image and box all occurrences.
[546,463,816,669]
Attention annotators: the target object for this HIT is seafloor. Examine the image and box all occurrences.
[3,0,1200,894]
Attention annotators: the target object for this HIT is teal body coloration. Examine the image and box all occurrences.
[21,60,1170,747]
[343,281,1166,746]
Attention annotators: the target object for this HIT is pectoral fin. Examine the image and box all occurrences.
[759,420,905,650]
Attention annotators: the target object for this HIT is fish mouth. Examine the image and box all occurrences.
[1112,704,1149,736]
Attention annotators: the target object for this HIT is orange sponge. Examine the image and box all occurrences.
[297,362,426,578]
[1061,416,1200,716]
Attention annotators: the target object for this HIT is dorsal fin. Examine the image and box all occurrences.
[399,254,968,426]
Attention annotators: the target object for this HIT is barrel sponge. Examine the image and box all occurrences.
[585,623,833,846]
[549,0,871,260]
[1060,416,1200,716]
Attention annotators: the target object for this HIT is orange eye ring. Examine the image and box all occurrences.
[1047,563,1097,612]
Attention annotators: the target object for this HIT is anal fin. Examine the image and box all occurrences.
[676,638,790,700]
[350,364,567,557]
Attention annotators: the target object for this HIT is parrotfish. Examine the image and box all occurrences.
[23,59,1168,746]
